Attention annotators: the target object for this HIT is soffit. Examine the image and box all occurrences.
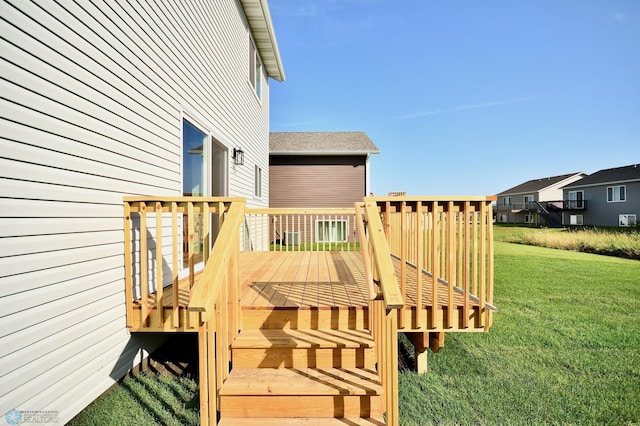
[240,0,286,82]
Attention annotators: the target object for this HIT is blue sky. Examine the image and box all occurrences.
[267,0,640,196]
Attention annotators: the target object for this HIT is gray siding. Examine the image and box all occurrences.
[1,0,270,422]
[563,181,640,226]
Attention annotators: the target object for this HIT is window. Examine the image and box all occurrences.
[523,195,535,202]
[249,37,262,99]
[254,165,262,198]
[619,214,636,227]
[503,197,511,206]
[316,220,347,243]
[607,185,626,202]
[182,118,207,270]
[569,214,583,225]
[524,215,531,224]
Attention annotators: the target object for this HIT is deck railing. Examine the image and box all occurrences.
[243,207,359,251]
[356,201,404,426]
[123,196,246,424]
[371,196,496,331]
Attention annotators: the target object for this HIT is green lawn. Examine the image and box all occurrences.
[399,241,640,424]
[71,239,640,425]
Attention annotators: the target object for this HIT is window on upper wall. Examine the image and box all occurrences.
[503,197,511,206]
[619,214,636,227]
[249,36,262,99]
[254,165,262,198]
[607,185,626,202]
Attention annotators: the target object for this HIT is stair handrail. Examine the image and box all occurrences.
[187,199,246,425]
[188,200,245,315]
[357,199,404,426]
[359,200,404,309]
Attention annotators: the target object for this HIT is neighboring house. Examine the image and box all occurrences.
[269,132,380,208]
[495,172,587,226]
[562,164,640,227]
[0,1,284,423]
[268,131,379,246]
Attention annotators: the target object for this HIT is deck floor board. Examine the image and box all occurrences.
[134,251,480,310]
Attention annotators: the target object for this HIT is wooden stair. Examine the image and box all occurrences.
[218,307,385,424]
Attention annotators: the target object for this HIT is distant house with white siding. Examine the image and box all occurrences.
[0,0,284,423]
[495,172,587,226]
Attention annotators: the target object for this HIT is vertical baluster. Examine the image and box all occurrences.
[431,201,439,329]
[139,202,149,327]
[155,201,164,329]
[463,201,471,329]
[479,201,487,328]
[123,202,133,328]
[447,201,455,328]
[416,201,424,329]
[171,202,179,328]
[203,202,210,263]
[399,202,407,329]
[187,202,195,289]
[472,204,479,295]
[487,200,495,329]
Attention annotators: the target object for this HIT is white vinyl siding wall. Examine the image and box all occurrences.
[0,0,270,422]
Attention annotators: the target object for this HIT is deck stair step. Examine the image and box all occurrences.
[242,306,369,330]
[232,328,376,369]
[218,367,384,418]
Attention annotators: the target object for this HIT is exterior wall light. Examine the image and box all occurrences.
[232,148,244,165]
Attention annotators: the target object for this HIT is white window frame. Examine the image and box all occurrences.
[523,194,535,203]
[315,219,348,243]
[607,185,626,203]
[254,165,262,198]
[619,214,636,227]
[569,214,583,225]
[524,215,531,224]
[249,36,262,100]
[503,196,511,206]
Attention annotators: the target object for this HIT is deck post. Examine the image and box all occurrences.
[405,332,429,374]
[405,331,445,374]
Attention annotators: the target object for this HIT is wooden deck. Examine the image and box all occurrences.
[240,251,370,308]
[132,250,486,331]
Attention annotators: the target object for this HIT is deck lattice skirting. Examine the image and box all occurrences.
[123,196,496,424]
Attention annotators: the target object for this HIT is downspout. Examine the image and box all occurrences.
[365,154,371,196]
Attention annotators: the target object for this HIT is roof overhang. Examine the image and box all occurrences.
[270,150,379,156]
[240,0,286,82]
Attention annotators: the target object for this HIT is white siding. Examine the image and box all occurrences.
[0,0,271,422]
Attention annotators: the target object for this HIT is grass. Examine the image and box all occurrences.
[494,224,640,259]
[68,374,199,426]
[71,233,640,425]
[398,241,640,425]
[270,242,360,251]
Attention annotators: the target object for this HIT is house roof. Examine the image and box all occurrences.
[563,164,640,189]
[270,132,380,155]
[240,0,285,82]
[497,172,586,196]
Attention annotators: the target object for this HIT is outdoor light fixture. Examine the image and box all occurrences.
[232,148,244,165]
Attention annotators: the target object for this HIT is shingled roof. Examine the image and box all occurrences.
[270,132,380,155]
[563,164,640,188]
[498,172,585,196]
